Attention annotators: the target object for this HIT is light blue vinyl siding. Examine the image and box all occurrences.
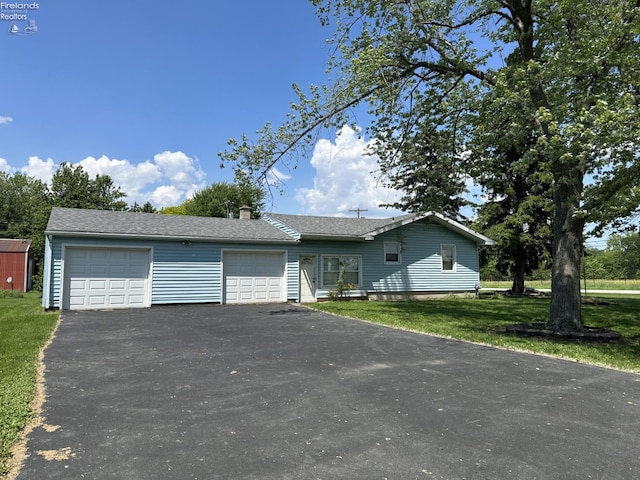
[44,237,64,309]
[45,237,296,308]
[367,223,479,293]
[152,242,218,304]
[44,218,481,308]
[289,221,480,298]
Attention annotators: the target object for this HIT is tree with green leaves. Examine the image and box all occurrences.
[184,182,265,219]
[0,172,52,288]
[220,0,640,332]
[602,233,640,280]
[158,203,190,215]
[470,84,554,294]
[50,163,127,211]
[129,201,157,213]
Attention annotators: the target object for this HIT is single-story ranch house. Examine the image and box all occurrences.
[42,207,495,310]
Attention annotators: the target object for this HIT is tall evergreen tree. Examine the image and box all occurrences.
[50,163,127,211]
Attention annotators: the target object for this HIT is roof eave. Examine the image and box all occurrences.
[299,233,365,242]
[45,230,298,245]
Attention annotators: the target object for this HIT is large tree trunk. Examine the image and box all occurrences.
[547,177,585,331]
[510,250,526,294]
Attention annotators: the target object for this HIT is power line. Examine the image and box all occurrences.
[349,208,368,218]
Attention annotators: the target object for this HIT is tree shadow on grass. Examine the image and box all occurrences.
[324,295,640,345]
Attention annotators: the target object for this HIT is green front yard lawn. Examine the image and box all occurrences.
[0,292,58,477]
[481,279,640,290]
[307,294,640,373]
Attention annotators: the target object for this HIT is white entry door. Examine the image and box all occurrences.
[299,256,317,302]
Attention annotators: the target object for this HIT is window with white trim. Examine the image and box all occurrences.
[441,244,456,272]
[322,256,360,288]
[384,242,401,264]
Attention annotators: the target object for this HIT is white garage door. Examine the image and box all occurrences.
[63,247,151,310]
[224,251,284,304]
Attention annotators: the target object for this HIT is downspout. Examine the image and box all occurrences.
[42,234,52,309]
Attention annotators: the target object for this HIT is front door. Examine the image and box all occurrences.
[299,256,317,302]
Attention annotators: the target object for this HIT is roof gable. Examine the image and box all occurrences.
[363,212,495,246]
[265,212,495,246]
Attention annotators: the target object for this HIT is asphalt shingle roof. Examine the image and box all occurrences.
[46,208,296,243]
[265,212,414,237]
[45,208,494,246]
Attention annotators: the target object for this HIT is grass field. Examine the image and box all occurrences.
[481,279,640,290]
[308,294,640,373]
[0,292,58,476]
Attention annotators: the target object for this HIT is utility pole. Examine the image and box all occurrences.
[349,208,368,218]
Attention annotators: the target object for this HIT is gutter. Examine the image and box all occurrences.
[299,234,366,242]
[44,230,299,245]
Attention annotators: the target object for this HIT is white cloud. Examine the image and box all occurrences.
[149,185,184,207]
[1,150,207,208]
[78,155,162,202]
[0,116,13,125]
[296,125,403,217]
[22,156,56,184]
[152,151,207,202]
[0,157,15,173]
[265,166,292,186]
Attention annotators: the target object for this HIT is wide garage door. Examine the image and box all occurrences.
[63,247,151,310]
[224,251,284,304]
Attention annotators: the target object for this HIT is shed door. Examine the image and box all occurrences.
[224,251,284,304]
[63,247,151,310]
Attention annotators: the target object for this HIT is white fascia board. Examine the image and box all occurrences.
[45,231,299,245]
[363,211,496,246]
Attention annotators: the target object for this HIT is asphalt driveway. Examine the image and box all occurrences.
[17,303,640,479]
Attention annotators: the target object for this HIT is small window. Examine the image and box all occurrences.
[441,244,456,272]
[384,242,401,264]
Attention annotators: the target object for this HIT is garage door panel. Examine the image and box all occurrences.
[69,279,86,289]
[89,279,107,290]
[69,296,87,307]
[224,252,284,304]
[64,248,151,310]
[129,279,146,289]
[127,295,145,305]
[108,296,125,305]
[108,279,125,290]
[88,295,106,306]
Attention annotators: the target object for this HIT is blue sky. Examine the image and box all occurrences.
[0,0,407,218]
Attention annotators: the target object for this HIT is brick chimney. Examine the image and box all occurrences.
[239,205,251,220]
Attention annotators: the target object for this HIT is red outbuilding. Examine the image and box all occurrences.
[0,239,34,292]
